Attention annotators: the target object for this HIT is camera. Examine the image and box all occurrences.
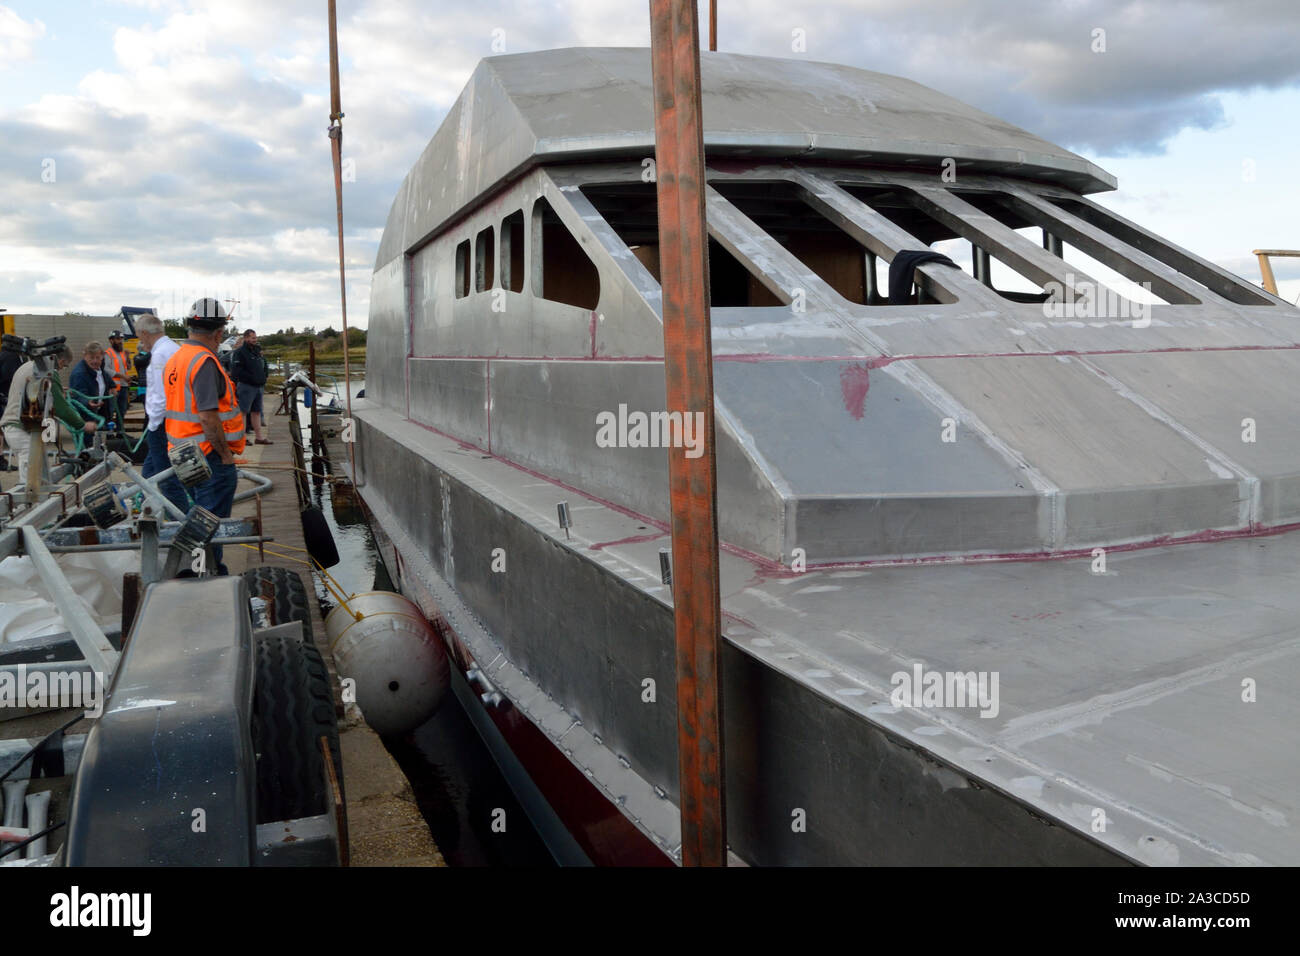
[1,333,66,359]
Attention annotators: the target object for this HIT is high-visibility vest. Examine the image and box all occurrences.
[164,342,245,456]
[105,347,131,391]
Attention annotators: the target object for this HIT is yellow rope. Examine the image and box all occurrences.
[237,543,362,621]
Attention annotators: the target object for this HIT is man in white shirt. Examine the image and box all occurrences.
[135,312,188,513]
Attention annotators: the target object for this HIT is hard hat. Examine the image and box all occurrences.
[187,298,228,330]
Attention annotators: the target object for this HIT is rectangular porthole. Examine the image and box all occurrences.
[454,239,470,299]
[501,210,525,292]
[475,226,495,292]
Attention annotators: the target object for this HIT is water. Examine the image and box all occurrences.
[291,379,553,867]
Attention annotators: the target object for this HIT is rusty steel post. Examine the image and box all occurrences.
[709,0,717,51]
[649,0,726,867]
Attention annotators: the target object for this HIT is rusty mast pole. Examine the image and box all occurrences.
[649,0,726,867]
[326,0,355,474]
[709,1,717,51]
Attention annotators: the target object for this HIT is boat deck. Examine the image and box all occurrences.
[356,400,1298,865]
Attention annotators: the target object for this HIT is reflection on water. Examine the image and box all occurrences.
[293,384,553,867]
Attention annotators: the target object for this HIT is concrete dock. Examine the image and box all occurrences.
[229,406,445,866]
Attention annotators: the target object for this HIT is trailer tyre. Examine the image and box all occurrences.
[243,566,312,638]
[251,628,344,824]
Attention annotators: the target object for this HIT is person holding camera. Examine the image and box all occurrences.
[1,345,97,486]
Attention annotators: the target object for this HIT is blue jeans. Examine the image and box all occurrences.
[142,426,190,516]
[193,450,238,575]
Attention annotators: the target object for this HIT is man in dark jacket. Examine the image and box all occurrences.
[229,329,271,444]
[68,341,115,424]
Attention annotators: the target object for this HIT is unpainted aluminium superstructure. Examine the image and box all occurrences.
[354,48,1300,865]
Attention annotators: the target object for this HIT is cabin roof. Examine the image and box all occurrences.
[375,47,1116,269]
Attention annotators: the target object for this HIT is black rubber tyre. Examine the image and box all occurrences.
[242,566,312,637]
[250,628,344,824]
[301,505,340,568]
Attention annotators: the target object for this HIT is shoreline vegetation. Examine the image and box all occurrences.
[158,319,366,368]
[266,344,366,365]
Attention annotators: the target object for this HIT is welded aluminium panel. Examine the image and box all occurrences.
[914,352,1240,507]
[407,358,489,447]
[720,643,1124,865]
[375,49,1114,270]
[713,358,1027,495]
[357,414,680,807]
[363,256,408,411]
[791,492,1043,561]
[1093,349,1300,525]
[354,407,1132,865]
[487,359,784,558]
[716,528,1300,864]
[714,356,1044,558]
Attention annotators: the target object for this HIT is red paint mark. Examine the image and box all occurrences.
[485,359,492,454]
[839,363,871,420]
[589,530,668,551]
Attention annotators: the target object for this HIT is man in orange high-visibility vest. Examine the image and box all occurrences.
[105,330,132,428]
[164,297,245,574]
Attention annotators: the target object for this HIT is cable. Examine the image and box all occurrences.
[0,711,87,786]
[0,820,66,860]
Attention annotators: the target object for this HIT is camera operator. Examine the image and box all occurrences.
[1,342,97,487]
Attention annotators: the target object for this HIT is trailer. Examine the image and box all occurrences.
[0,415,346,866]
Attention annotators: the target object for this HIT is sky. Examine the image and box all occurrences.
[1,0,1298,330]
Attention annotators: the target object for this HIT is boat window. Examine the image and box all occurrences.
[531,196,600,310]
[1042,195,1272,305]
[581,183,661,280]
[710,180,880,305]
[501,210,525,293]
[708,238,783,306]
[475,226,495,292]
[840,183,1056,304]
[455,239,470,299]
[952,190,1174,306]
[581,182,782,307]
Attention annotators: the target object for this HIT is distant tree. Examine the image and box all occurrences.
[163,319,188,339]
[319,325,339,339]
[346,327,366,346]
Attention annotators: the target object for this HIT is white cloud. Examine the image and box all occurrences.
[1,0,1298,331]
[0,5,45,64]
